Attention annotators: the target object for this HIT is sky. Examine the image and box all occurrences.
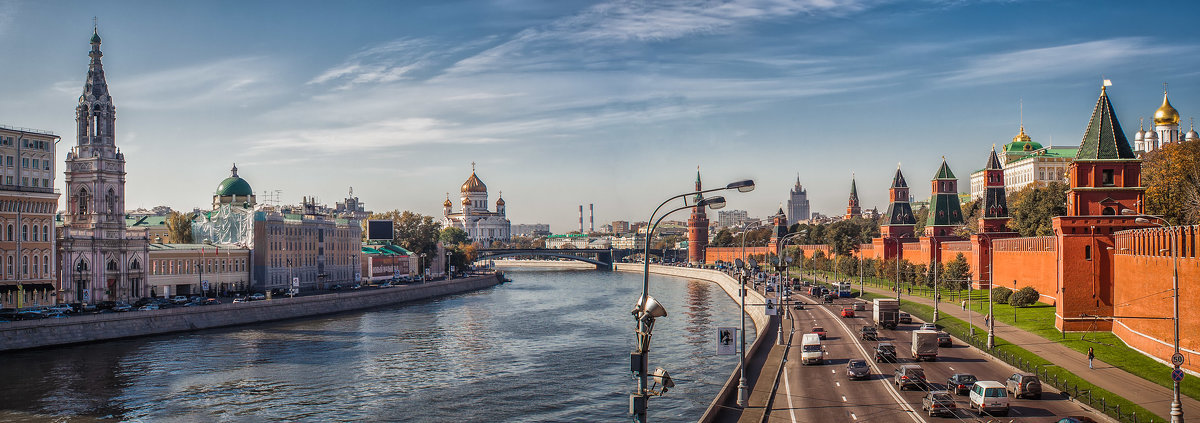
[0,0,1197,232]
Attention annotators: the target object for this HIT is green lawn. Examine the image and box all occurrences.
[794,267,1200,403]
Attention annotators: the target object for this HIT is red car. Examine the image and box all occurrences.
[841,307,855,318]
[812,326,827,339]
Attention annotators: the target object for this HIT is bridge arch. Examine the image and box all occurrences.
[476,249,613,270]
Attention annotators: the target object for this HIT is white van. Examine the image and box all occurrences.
[968,381,1010,416]
[800,333,823,365]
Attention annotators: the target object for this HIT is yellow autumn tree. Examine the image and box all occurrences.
[1143,140,1200,225]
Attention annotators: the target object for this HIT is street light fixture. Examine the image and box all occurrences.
[1124,208,1182,423]
[633,178,751,422]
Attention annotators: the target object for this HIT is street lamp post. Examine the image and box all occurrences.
[1126,210,1182,423]
[446,251,452,280]
[775,231,804,345]
[632,179,753,422]
[419,253,427,283]
[736,219,762,408]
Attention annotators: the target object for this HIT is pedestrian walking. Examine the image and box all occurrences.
[961,300,967,310]
[1088,347,1095,369]
[984,313,990,327]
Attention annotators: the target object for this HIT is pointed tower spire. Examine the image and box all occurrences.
[1076,85,1136,160]
[925,158,964,237]
[882,164,916,239]
[845,173,861,220]
[980,146,1010,233]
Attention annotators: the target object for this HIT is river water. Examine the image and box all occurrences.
[0,268,753,422]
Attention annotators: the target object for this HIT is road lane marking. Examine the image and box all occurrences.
[832,369,836,373]
[836,382,841,387]
[851,413,858,420]
[783,367,798,423]
[842,396,847,402]
[948,366,955,371]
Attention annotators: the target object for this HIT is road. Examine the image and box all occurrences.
[766,285,1109,422]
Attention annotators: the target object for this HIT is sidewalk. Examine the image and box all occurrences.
[837,274,1200,419]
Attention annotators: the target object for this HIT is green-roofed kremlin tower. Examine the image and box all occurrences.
[881,165,916,239]
[924,158,964,238]
[978,148,1010,233]
[1064,85,1144,217]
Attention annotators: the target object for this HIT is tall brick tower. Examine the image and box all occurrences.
[881,165,916,239]
[924,158,964,238]
[845,174,861,219]
[1052,85,1150,331]
[768,207,788,254]
[971,148,1017,288]
[687,170,709,264]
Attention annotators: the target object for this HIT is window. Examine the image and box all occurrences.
[43,161,49,170]
[43,255,48,275]
[5,255,11,277]
[1102,169,1114,186]
[5,224,10,241]
[21,225,27,241]
[31,159,38,169]
[1084,245,1092,261]
[22,256,28,276]
[32,256,38,277]
[31,225,37,241]
[21,158,27,168]
[42,225,48,241]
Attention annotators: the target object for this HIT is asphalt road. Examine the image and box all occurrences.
[766,287,1109,422]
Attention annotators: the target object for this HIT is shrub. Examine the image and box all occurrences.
[991,286,1012,303]
[1009,286,1039,307]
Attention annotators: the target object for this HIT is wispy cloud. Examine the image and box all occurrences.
[943,38,1188,85]
[50,56,283,110]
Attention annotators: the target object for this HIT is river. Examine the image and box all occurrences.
[0,267,753,422]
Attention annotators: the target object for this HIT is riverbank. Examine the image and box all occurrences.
[0,274,501,353]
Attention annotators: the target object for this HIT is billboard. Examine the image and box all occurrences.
[367,219,395,241]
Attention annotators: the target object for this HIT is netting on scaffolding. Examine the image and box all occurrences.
[191,205,255,248]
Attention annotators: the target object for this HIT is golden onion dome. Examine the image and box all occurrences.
[1155,93,1180,126]
[461,196,471,206]
[443,197,453,208]
[461,172,487,193]
[496,195,505,206]
[1012,125,1032,143]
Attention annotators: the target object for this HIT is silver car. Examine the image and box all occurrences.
[846,359,870,380]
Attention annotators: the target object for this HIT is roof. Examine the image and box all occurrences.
[985,149,1002,170]
[890,167,908,188]
[148,243,247,251]
[378,244,413,255]
[933,159,956,180]
[126,215,168,227]
[1076,86,1136,160]
[216,166,254,196]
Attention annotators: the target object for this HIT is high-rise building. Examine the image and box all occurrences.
[786,176,810,225]
[610,221,630,234]
[0,125,60,308]
[58,29,151,304]
[716,210,750,228]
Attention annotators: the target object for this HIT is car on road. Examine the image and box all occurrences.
[249,293,266,301]
[378,282,393,288]
[894,365,927,390]
[138,304,159,311]
[899,312,912,324]
[330,284,344,291]
[16,310,48,320]
[350,284,362,290]
[112,302,133,312]
[232,298,249,304]
[46,304,74,314]
[937,331,952,347]
[969,381,1010,416]
[823,294,834,303]
[765,285,774,292]
[793,302,805,310]
[919,322,937,331]
[846,359,870,380]
[1055,417,1099,423]
[947,373,978,395]
[860,325,877,341]
[170,296,189,305]
[874,343,897,362]
[841,307,855,318]
[811,326,827,339]
[45,311,69,319]
[202,298,222,305]
[1005,372,1042,399]
[921,391,957,417]
[853,302,865,311]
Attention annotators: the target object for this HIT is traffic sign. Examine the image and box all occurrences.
[1172,353,1185,366]
[1172,368,1185,382]
[716,328,736,355]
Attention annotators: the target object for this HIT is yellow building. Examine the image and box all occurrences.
[0,124,60,308]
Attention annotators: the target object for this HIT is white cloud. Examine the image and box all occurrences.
[943,38,1187,85]
[106,56,282,110]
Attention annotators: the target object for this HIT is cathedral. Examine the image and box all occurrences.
[1132,88,1198,153]
[442,165,510,247]
[58,29,150,304]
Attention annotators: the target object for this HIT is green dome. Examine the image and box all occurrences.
[215,164,253,196]
[91,30,101,44]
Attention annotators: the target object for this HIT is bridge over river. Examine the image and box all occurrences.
[476,248,687,270]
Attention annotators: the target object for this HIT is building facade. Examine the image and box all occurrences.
[442,165,511,246]
[513,223,551,237]
[251,198,362,293]
[716,210,750,229]
[0,125,60,308]
[58,30,150,305]
[146,243,251,297]
[970,126,1076,199]
[786,176,810,225]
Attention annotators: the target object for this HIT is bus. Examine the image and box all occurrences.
[837,282,853,298]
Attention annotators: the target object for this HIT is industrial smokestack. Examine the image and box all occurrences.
[589,204,594,232]
[579,205,584,233]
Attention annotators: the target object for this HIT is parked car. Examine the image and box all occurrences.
[350,284,362,290]
[112,302,133,312]
[138,304,160,311]
[968,381,1009,416]
[45,311,69,319]
[894,365,927,390]
[1006,372,1042,399]
[937,331,952,347]
[811,326,827,339]
[248,293,266,301]
[899,312,912,324]
[860,325,877,341]
[202,298,222,305]
[921,391,957,417]
[947,373,978,395]
[46,304,74,314]
[0,308,19,320]
[378,282,393,288]
[96,301,118,311]
[875,343,897,362]
[330,284,344,291]
[853,302,865,311]
[841,307,855,318]
[170,296,189,305]
[846,359,870,380]
[919,322,937,331]
[232,298,249,304]
[16,310,48,320]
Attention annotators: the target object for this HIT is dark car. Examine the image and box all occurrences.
[921,391,957,417]
[947,373,978,395]
[16,310,48,320]
[1055,418,1099,423]
[811,326,827,339]
[201,298,222,306]
[330,284,344,291]
[937,331,952,347]
[96,301,118,311]
[898,312,912,324]
[895,365,927,390]
[793,302,805,310]
[823,294,835,303]
[111,302,133,312]
[875,343,897,362]
[1006,372,1042,399]
[846,359,870,380]
[861,326,878,341]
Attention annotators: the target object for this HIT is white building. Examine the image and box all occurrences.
[442,165,511,247]
[970,126,1075,199]
[717,210,750,228]
[786,176,810,225]
[1133,90,1197,154]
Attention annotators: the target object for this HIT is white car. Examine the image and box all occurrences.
[46,304,73,314]
[170,296,188,304]
[968,381,1010,416]
[919,323,937,331]
[138,304,159,311]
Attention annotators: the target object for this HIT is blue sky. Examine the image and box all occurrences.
[0,0,1197,232]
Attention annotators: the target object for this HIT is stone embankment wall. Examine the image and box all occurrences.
[0,275,500,352]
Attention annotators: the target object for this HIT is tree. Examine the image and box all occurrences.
[711,229,734,247]
[1009,286,1039,307]
[439,227,469,246]
[369,210,442,259]
[166,211,193,243]
[1143,141,1200,225]
[912,205,930,235]
[957,199,981,236]
[824,218,879,256]
[1008,182,1068,237]
[943,253,972,290]
[991,286,1012,303]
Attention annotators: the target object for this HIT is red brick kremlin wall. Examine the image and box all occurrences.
[991,236,1059,305]
[1113,226,1200,374]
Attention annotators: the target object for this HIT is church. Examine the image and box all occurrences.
[442,165,510,247]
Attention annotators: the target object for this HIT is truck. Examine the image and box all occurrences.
[873,298,899,329]
[911,330,939,361]
[837,282,853,298]
[800,333,823,365]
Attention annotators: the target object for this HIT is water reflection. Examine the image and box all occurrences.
[0,269,751,422]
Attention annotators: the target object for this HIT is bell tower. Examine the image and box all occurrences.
[64,28,126,229]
